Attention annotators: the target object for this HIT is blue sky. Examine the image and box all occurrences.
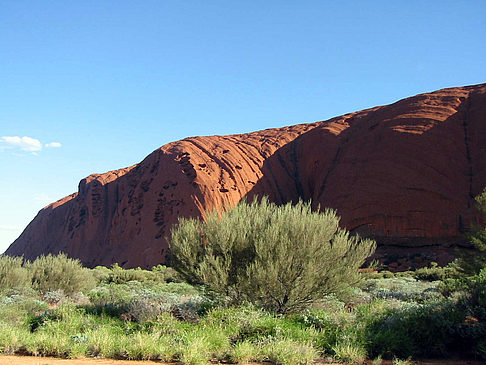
[1,1,485,253]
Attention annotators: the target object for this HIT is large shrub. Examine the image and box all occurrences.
[26,253,96,295]
[170,197,376,313]
[458,188,486,275]
[0,255,30,289]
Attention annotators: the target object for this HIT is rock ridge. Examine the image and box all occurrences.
[6,83,486,268]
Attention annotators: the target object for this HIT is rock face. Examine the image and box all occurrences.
[6,83,486,268]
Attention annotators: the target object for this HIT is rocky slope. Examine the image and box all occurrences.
[6,83,486,268]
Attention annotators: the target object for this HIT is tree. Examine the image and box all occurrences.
[457,188,486,275]
[169,197,376,313]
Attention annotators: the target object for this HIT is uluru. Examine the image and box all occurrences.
[6,83,486,268]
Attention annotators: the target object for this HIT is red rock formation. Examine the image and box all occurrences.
[6,83,486,268]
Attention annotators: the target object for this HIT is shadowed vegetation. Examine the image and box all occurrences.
[0,192,485,363]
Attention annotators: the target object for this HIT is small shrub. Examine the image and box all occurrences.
[232,340,260,363]
[91,266,111,283]
[180,335,212,365]
[173,298,206,323]
[365,299,466,358]
[92,264,179,285]
[87,281,208,323]
[0,255,30,289]
[124,290,177,322]
[464,268,486,307]
[0,298,47,327]
[455,187,486,275]
[393,357,413,365]
[152,265,181,283]
[372,356,383,365]
[0,323,30,354]
[362,277,441,303]
[159,282,200,295]
[120,332,176,361]
[477,338,486,359]
[42,289,67,306]
[332,341,366,364]
[413,262,459,282]
[102,264,161,284]
[261,339,317,365]
[0,287,47,326]
[26,253,96,295]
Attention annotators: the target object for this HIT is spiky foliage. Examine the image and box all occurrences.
[170,197,376,313]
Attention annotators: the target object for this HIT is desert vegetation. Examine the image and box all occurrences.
[170,198,376,313]
[0,195,485,364]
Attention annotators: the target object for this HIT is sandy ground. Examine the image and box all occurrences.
[1,356,485,365]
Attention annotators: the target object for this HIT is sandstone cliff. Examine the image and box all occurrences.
[6,84,486,268]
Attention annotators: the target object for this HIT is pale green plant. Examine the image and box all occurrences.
[372,355,383,365]
[180,335,211,365]
[261,339,318,365]
[393,357,413,365]
[0,255,30,289]
[232,340,260,363]
[26,253,96,295]
[332,341,366,364]
[171,197,376,313]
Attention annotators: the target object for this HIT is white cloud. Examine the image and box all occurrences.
[45,142,62,148]
[0,136,42,152]
[0,136,62,153]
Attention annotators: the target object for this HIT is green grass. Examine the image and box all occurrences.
[261,339,318,365]
[232,340,260,363]
[331,341,366,364]
[0,257,484,363]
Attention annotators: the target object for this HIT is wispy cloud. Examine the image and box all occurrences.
[0,136,62,154]
[0,136,42,152]
[45,142,62,148]
[0,225,23,232]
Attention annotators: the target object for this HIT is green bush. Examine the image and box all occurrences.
[87,280,208,323]
[151,265,181,283]
[105,264,157,284]
[170,197,376,313]
[362,277,441,303]
[91,264,180,285]
[465,268,486,308]
[261,339,318,365]
[0,291,47,326]
[332,341,366,364]
[413,262,460,282]
[457,188,486,275]
[0,255,30,289]
[26,253,96,295]
[364,299,470,358]
[232,340,260,363]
